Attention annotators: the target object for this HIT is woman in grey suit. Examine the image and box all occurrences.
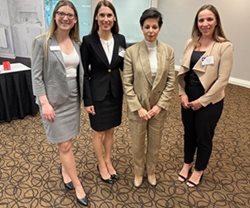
[123,8,175,187]
[32,1,88,206]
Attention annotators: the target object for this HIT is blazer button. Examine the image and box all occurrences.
[108,69,111,72]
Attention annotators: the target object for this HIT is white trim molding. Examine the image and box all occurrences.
[175,65,250,89]
[229,77,250,89]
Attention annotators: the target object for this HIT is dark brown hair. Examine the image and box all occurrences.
[90,0,119,34]
[139,7,163,28]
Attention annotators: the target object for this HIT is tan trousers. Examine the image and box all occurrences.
[129,110,167,176]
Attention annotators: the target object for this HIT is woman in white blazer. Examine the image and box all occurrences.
[177,4,233,187]
[32,1,88,206]
[123,8,175,187]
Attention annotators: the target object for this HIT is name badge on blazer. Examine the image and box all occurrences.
[118,46,125,58]
[50,46,61,51]
[201,56,214,66]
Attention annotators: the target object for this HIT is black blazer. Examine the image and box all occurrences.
[80,32,126,106]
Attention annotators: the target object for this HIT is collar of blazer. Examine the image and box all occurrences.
[138,40,165,87]
[93,32,120,68]
[180,39,216,74]
[49,36,80,69]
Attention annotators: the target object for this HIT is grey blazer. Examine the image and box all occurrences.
[31,35,84,107]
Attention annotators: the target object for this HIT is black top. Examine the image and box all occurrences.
[184,51,205,101]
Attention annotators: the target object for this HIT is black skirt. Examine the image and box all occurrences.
[89,91,122,131]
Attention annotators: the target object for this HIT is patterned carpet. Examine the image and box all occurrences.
[0,83,250,208]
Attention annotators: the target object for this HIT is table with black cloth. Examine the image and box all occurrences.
[0,63,38,122]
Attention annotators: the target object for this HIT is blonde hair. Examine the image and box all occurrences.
[43,0,80,61]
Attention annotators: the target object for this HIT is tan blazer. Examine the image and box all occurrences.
[123,40,175,120]
[177,39,233,107]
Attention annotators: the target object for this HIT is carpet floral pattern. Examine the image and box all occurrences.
[0,84,250,208]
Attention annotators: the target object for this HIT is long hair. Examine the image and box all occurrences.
[43,0,80,61]
[90,0,119,34]
[191,4,228,42]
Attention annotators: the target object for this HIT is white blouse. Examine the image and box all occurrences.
[145,40,158,77]
[61,47,79,78]
[100,37,114,64]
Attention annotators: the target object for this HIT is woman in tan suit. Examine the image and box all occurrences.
[123,8,175,187]
[177,4,233,187]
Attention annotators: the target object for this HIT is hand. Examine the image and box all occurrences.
[85,105,96,115]
[188,100,202,111]
[41,103,55,122]
[138,108,151,120]
[180,95,190,109]
[148,105,161,117]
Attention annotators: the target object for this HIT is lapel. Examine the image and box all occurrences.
[181,40,216,73]
[92,33,110,67]
[72,41,80,55]
[139,41,153,86]
[193,41,216,73]
[49,36,65,69]
[152,42,165,89]
[110,34,119,67]
[181,42,195,69]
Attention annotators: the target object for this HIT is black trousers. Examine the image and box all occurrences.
[181,99,224,171]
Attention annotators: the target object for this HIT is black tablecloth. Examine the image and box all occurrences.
[0,70,38,122]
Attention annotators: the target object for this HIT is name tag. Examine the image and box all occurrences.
[118,47,125,58]
[50,46,61,51]
[201,56,214,66]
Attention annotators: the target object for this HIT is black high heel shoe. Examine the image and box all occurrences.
[111,173,120,181]
[59,167,74,190]
[97,165,113,184]
[178,168,192,182]
[76,182,89,206]
[186,173,203,187]
[77,195,89,206]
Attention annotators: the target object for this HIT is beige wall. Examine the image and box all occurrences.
[158,0,250,88]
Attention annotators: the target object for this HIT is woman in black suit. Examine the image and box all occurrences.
[80,0,126,184]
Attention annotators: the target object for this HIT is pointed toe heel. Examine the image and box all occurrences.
[97,165,114,184]
[148,174,157,186]
[59,167,74,190]
[111,173,120,181]
[77,195,89,206]
[64,181,74,190]
[134,175,143,188]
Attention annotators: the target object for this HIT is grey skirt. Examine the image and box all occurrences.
[41,77,80,144]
